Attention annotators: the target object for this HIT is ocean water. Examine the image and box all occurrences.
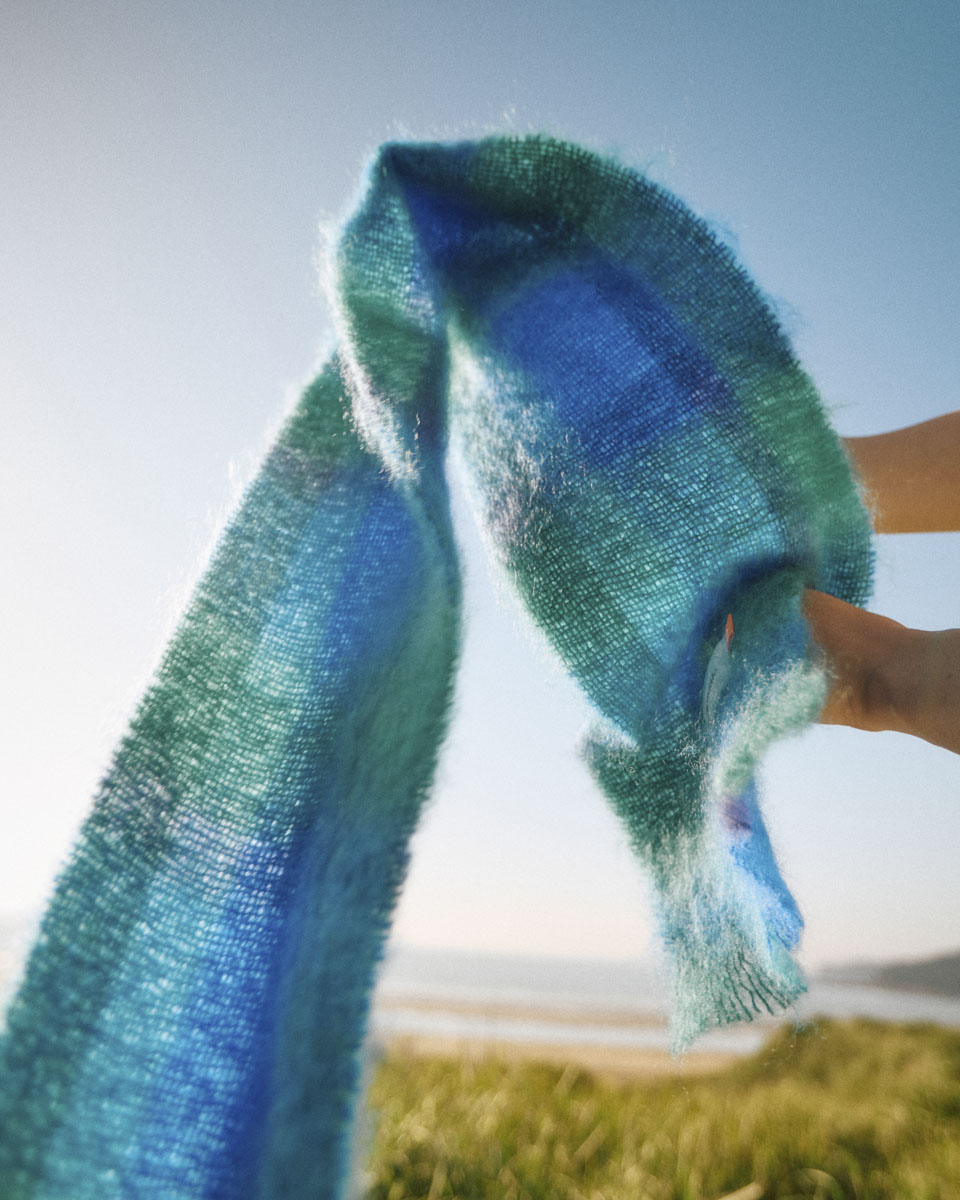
[376,945,670,1016]
[371,944,960,1055]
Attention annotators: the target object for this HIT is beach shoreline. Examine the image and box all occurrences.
[371,992,777,1070]
[375,1030,741,1080]
[374,993,669,1028]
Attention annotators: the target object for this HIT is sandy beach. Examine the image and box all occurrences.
[372,996,747,1079]
[375,993,668,1028]
[378,1031,740,1080]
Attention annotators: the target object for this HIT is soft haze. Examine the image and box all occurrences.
[2,1,958,970]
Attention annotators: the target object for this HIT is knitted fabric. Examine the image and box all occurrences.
[0,137,872,1198]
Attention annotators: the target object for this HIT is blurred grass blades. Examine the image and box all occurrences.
[367,1018,960,1199]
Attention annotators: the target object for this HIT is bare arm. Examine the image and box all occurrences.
[845,410,960,533]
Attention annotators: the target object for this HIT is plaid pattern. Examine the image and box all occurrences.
[0,137,872,1197]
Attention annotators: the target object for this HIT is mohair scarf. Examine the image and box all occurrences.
[0,137,872,1198]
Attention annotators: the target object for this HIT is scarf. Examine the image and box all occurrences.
[0,136,872,1199]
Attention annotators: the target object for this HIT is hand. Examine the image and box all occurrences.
[804,410,960,754]
[804,589,960,755]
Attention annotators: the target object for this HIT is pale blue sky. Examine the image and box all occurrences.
[2,0,958,967]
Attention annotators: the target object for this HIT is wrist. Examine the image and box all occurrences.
[861,622,921,736]
[892,628,960,753]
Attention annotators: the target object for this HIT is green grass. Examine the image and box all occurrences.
[366,1019,960,1199]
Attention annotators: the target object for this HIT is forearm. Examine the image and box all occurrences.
[845,410,960,533]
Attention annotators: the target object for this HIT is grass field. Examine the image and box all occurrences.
[366,1019,960,1200]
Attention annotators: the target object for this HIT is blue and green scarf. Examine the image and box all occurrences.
[0,136,872,1198]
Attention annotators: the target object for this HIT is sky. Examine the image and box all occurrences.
[2,0,958,971]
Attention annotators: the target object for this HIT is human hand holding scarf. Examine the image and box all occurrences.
[807,411,960,755]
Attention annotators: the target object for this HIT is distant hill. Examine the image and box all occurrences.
[818,951,960,998]
[876,953,960,997]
